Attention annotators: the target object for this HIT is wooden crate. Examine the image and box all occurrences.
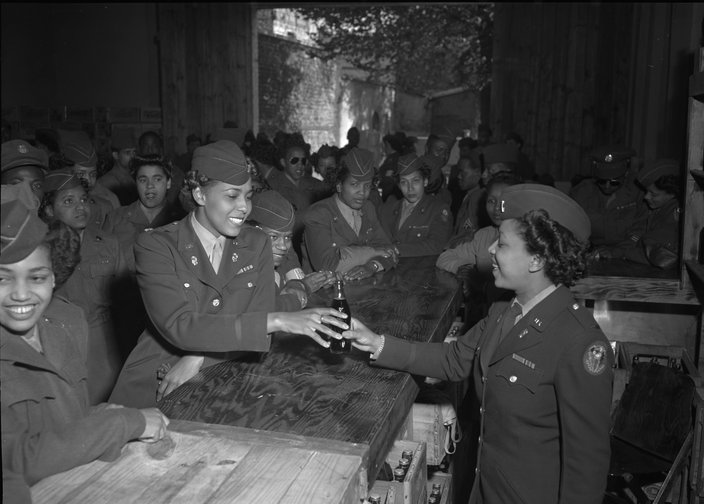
[381,440,427,504]
[31,421,366,504]
[617,342,701,386]
[410,403,445,466]
[426,471,452,504]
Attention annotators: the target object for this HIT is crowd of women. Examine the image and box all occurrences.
[0,125,684,504]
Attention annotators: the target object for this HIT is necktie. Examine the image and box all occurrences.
[352,210,362,235]
[209,237,224,274]
[482,302,522,366]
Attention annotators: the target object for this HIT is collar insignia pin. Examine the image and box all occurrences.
[232,252,238,263]
[191,256,198,266]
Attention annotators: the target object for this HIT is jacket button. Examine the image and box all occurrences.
[509,375,517,383]
[417,233,421,237]
[184,283,190,288]
[247,282,253,288]
[482,376,487,383]
[212,298,220,307]
[475,468,479,474]
[479,407,484,414]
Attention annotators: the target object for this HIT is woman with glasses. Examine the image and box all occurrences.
[108,141,348,408]
[597,160,681,269]
[570,145,648,251]
[38,168,128,404]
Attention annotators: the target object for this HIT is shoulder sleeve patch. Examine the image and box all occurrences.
[583,341,609,376]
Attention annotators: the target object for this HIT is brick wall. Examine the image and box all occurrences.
[258,34,339,151]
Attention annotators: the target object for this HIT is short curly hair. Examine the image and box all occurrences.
[130,154,172,180]
[515,209,588,286]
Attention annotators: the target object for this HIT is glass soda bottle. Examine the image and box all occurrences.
[327,277,351,353]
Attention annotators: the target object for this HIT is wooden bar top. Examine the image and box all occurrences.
[159,256,461,483]
[31,420,367,504]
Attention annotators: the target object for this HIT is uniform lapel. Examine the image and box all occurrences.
[489,286,573,365]
[331,199,360,242]
[216,228,256,288]
[176,216,219,290]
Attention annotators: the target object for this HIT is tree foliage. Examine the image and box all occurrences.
[296,4,493,95]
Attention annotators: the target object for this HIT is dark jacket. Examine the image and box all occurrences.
[374,286,613,504]
[379,194,452,258]
[1,298,145,501]
[109,214,275,409]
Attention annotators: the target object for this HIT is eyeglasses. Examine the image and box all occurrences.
[289,157,307,165]
[596,177,623,187]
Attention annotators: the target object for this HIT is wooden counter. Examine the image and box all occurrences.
[159,256,461,486]
[31,420,368,504]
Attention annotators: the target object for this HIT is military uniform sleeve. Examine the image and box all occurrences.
[554,327,613,504]
[1,402,146,487]
[373,317,485,382]
[134,230,273,353]
[436,238,479,274]
[397,202,452,258]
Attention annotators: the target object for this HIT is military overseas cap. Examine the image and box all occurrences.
[482,143,519,166]
[42,168,82,193]
[500,183,591,243]
[1,190,49,265]
[342,147,374,181]
[58,129,97,167]
[111,127,136,151]
[637,159,680,188]
[192,140,250,186]
[397,153,424,177]
[249,190,295,233]
[1,140,49,173]
[590,145,636,179]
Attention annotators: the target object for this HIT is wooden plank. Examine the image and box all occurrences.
[32,426,365,504]
[572,275,699,305]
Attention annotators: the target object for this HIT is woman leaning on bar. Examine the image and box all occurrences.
[344,184,614,504]
[0,185,169,504]
[108,140,348,409]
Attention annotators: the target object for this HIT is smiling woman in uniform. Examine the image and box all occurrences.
[108,140,348,408]
[344,184,613,504]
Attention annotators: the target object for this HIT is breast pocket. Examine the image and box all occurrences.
[493,357,543,394]
[89,256,116,279]
[408,225,430,240]
[226,271,258,292]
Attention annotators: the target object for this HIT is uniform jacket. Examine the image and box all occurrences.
[1,298,145,500]
[103,200,185,270]
[379,194,452,257]
[267,170,328,213]
[454,186,484,237]
[55,225,128,403]
[109,214,275,409]
[436,226,499,275]
[615,198,680,269]
[97,166,138,206]
[570,179,648,247]
[375,286,613,504]
[301,195,395,273]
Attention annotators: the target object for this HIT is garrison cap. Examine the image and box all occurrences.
[111,128,136,151]
[637,159,680,188]
[0,184,49,264]
[430,127,457,149]
[1,140,49,173]
[213,128,246,147]
[58,129,97,167]
[341,147,374,181]
[397,153,424,177]
[590,145,635,179]
[317,144,334,158]
[192,140,250,186]
[482,143,519,166]
[43,168,82,193]
[249,190,295,233]
[500,183,591,243]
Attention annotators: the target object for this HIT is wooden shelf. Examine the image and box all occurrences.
[572,275,699,305]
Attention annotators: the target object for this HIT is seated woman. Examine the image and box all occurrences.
[103,154,186,269]
[247,190,336,311]
[38,168,128,404]
[0,192,168,502]
[301,148,398,282]
[108,141,348,408]
[343,184,613,504]
[597,159,681,270]
[379,153,452,258]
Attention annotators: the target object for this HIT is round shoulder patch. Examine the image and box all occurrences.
[583,341,608,376]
